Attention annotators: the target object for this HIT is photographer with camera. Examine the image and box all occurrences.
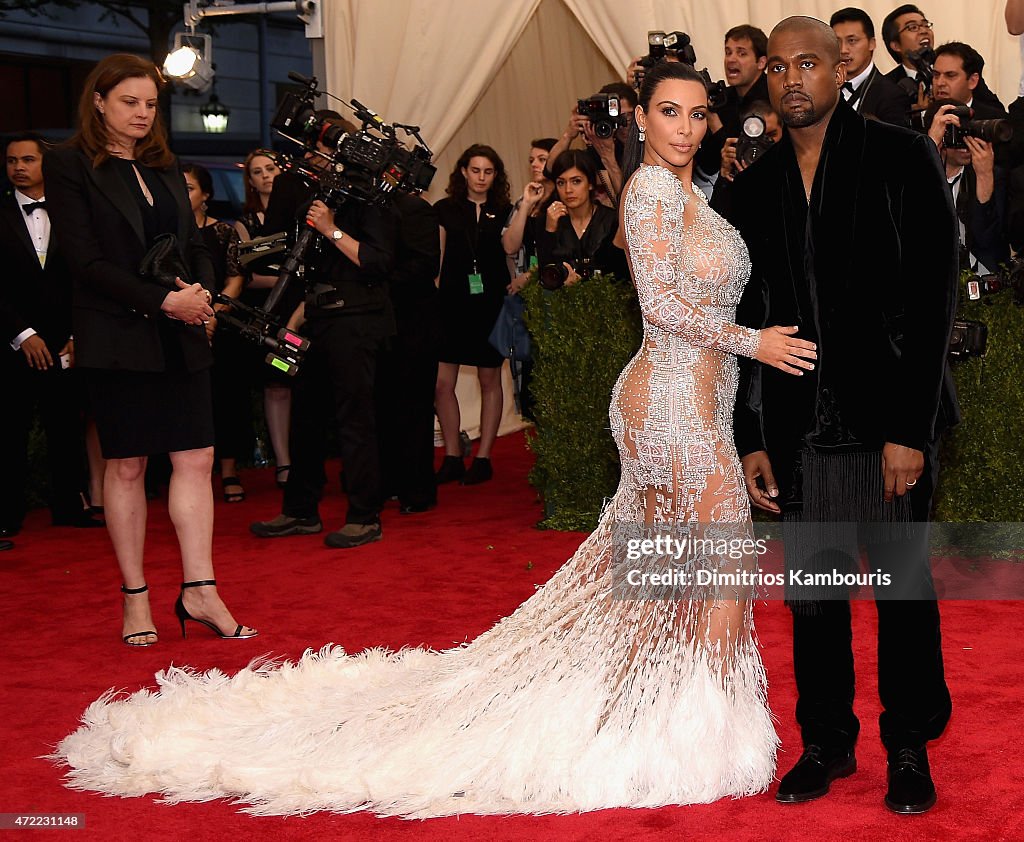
[881,6,1005,129]
[250,111,399,549]
[544,83,635,207]
[694,25,770,186]
[534,150,626,290]
[718,100,782,182]
[927,99,1010,276]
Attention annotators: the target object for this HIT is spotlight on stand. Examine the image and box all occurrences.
[163,32,214,92]
[200,84,230,133]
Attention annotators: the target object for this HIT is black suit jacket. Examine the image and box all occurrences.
[855,65,912,128]
[0,191,73,353]
[713,101,959,503]
[43,145,214,373]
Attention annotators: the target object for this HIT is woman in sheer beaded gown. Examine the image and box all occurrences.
[55,62,818,818]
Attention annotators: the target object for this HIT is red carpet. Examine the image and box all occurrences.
[1,431,1020,841]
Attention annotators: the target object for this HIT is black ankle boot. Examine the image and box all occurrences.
[461,457,493,485]
[435,455,466,484]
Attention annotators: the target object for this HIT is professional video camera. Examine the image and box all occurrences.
[577,93,626,139]
[943,104,1013,149]
[633,30,727,110]
[215,73,437,371]
[734,113,774,168]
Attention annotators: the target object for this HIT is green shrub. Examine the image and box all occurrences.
[520,273,643,530]
[935,281,1024,522]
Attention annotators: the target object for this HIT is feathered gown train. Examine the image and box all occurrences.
[56,164,778,817]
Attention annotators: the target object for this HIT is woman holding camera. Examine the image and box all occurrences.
[534,149,627,288]
[44,54,255,646]
[433,144,512,486]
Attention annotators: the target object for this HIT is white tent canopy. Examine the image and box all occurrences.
[316,0,1020,201]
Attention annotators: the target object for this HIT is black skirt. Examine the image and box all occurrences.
[87,367,215,459]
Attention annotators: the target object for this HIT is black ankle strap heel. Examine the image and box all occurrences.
[120,583,157,646]
[174,580,257,640]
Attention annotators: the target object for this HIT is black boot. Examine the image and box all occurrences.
[461,457,493,485]
[435,455,466,484]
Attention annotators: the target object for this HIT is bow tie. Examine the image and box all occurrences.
[22,201,46,215]
[842,82,855,95]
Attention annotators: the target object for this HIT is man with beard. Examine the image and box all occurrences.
[713,15,958,815]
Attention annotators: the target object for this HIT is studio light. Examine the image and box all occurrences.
[163,32,214,92]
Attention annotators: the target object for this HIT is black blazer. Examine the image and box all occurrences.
[855,65,912,128]
[714,101,959,501]
[43,145,214,373]
[0,190,73,353]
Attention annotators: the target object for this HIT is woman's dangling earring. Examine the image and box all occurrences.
[638,126,646,142]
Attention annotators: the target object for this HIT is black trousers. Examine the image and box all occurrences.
[283,314,384,525]
[211,327,255,464]
[790,438,952,752]
[1,353,88,527]
[374,321,438,509]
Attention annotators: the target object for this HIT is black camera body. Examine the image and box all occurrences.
[634,29,726,109]
[734,113,774,168]
[539,258,593,290]
[949,318,988,357]
[577,93,626,139]
[942,105,1014,149]
[895,47,935,101]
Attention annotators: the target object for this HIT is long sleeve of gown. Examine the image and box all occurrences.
[623,165,760,359]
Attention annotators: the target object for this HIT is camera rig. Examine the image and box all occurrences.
[633,30,727,110]
[218,72,436,370]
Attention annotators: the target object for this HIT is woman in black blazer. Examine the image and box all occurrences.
[44,54,255,646]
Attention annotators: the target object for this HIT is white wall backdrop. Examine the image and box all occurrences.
[317,1,1019,200]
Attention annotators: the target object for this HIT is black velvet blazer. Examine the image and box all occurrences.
[714,101,960,502]
[43,145,214,373]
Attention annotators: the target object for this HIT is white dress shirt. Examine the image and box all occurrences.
[10,189,50,350]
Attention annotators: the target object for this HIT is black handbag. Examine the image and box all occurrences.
[139,233,191,290]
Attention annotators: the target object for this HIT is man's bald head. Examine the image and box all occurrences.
[769,15,842,66]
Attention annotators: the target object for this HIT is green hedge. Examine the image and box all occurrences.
[935,281,1024,521]
[520,273,643,530]
[522,270,1024,529]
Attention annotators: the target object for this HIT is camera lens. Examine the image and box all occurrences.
[593,120,614,139]
[539,263,567,290]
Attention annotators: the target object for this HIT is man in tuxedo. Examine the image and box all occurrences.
[715,16,957,815]
[0,134,99,536]
[882,5,1004,126]
[831,7,912,128]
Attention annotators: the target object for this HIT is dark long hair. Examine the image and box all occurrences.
[241,148,279,215]
[622,62,708,185]
[72,53,174,169]
[445,144,511,205]
[181,162,213,200]
[541,149,599,216]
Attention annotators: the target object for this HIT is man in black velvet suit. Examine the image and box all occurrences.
[831,7,912,128]
[0,134,99,537]
[713,17,958,815]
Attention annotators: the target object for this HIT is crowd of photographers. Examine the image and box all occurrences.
[5,3,1024,553]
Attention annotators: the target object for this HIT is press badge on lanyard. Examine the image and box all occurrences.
[468,262,484,295]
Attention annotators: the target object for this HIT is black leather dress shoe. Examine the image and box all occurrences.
[885,746,936,814]
[0,539,13,551]
[399,501,436,514]
[776,744,857,803]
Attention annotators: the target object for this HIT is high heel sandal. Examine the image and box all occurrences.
[275,465,291,488]
[220,475,246,503]
[174,579,258,639]
[121,583,158,647]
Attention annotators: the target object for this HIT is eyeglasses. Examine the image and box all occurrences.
[898,19,933,35]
